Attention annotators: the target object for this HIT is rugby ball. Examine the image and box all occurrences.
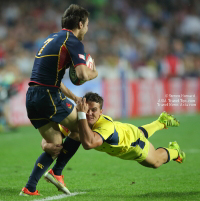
[69,53,93,86]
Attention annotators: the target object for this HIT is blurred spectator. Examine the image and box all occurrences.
[2,3,20,27]
[172,39,185,58]
[0,46,6,68]
[179,15,200,36]
[0,0,199,80]
[15,50,34,77]
[159,54,185,78]
[0,0,200,131]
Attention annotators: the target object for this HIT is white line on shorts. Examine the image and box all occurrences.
[32,192,86,201]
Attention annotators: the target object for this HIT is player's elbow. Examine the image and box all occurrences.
[76,70,89,81]
[83,146,91,150]
[82,142,93,150]
[152,162,161,169]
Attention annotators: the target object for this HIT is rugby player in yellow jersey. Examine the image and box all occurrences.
[42,92,185,194]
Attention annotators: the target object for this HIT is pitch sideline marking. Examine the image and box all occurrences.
[32,192,86,201]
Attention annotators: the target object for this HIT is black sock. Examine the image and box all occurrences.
[25,152,54,192]
[52,137,81,175]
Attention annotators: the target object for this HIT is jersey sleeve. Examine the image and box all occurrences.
[67,41,86,68]
[92,118,114,141]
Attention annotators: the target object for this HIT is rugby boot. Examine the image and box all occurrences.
[169,141,186,163]
[158,111,180,129]
[19,187,40,196]
[44,169,71,195]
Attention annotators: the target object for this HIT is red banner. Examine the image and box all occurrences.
[8,78,200,126]
[103,78,200,118]
[8,80,31,126]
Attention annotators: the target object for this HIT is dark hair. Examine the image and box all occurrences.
[83,92,104,109]
[62,4,89,29]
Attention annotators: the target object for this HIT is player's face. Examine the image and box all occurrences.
[78,18,89,41]
[86,101,102,127]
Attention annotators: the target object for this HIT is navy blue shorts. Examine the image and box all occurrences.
[26,86,74,129]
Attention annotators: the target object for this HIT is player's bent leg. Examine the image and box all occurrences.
[60,107,79,132]
[139,142,168,168]
[46,109,81,191]
[50,135,81,176]
[38,122,63,145]
[45,135,81,193]
[139,121,164,139]
[43,108,81,194]
[22,122,64,194]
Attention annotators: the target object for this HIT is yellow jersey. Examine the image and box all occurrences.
[59,114,149,162]
[92,115,149,162]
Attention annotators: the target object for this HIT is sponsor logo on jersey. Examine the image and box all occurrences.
[78,54,85,60]
[66,103,72,109]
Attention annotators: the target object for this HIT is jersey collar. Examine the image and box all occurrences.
[62,29,74,35]
[92,114,103,130]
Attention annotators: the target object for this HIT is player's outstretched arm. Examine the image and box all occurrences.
[75,62,98,81]
[76,98,103,150]
[60,82,82,103]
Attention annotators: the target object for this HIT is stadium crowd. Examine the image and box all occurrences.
[0,0,200,131]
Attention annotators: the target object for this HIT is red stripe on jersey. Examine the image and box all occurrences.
[58,45,70,71]
[74,63,87,68]
[29,81,60,88]
[62,29,74,34]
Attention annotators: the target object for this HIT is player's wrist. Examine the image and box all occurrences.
[78,111,86,120]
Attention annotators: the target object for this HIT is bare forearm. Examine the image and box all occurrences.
[76,98,103,149]
[76,65,98,81]
[78,119,95,149]
[60,82,77,101]
[83,68,98,81]
[78,118,103,150]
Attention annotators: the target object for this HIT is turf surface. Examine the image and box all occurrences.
[0,113,200,201]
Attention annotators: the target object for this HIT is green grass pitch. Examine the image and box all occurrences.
[0,113,200,201]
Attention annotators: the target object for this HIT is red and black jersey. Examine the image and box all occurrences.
[30,29,86,88]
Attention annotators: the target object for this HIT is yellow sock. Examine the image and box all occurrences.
[140,120,164,138]
[165,148,179,161]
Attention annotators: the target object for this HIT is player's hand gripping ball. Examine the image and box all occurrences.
[69,53,94,85]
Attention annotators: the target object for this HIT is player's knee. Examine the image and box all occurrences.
[82,142,92,150]
[152,164,159,169]
[53,138,63,145]
[152,161,161,169]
